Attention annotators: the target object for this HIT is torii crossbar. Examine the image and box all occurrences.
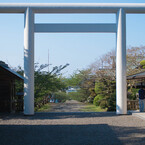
[1,3,145,115]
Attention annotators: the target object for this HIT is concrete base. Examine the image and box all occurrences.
[128,110,139,114]
[132,112,145,120]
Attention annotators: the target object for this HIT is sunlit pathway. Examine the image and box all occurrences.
[0,112,145,145]
[49,100,85,112]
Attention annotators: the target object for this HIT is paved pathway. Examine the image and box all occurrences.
[0,112,145,145]
[49,100,85,112]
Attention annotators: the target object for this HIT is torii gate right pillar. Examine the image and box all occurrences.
[116,8,127,114]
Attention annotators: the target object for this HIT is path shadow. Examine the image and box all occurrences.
[0,124,122,145]
[0,124,145,145]
[0,112,118,120]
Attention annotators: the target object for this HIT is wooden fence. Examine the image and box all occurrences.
[127,100,139,110]
[12,95,49,112]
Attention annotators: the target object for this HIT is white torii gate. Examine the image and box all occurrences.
[0,3,144,115]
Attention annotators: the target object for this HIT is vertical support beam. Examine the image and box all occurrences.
[24,8,34,115]
[116,8,127,114]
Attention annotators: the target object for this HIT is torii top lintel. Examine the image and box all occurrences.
[0,3,145,13]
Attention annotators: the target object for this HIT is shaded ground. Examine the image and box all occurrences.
[0,112,145,145]
[49,100,86,112]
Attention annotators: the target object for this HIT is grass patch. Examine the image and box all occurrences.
[80,103,107,112]
[36,103,51,112]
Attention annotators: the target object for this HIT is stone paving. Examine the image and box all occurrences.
[0,112,145,145]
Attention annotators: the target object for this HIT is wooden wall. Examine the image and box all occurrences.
[0,80,11,112]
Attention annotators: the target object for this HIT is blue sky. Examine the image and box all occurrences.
[0,0,145,76]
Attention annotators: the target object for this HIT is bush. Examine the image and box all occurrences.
[34,96,49,111]
[54,92,68,103]
[93,94,104,106]
[140,60,145,66]
[87,96,95,103]
[99,100,107,109]
[127,88,138,100]
[95,81,105,95]
[106,93,116,111]
[140,60,145,68]
[67,91,87,102]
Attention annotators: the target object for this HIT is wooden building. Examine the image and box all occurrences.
[0,61,24,112]
[126,71,145,111]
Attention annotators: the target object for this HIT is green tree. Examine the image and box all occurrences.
[65,69,96,102]
[34,63,68,98]
[14,66,24,93]
[88,50,116,110]
[89,46,145,110]
[15,63,68,100]
[140,60,145,69]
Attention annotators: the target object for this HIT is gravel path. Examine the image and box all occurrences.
[49,100,85,112]
[0,112,145,145]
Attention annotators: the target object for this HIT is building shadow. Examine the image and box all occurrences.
[0,124,145,145]
[0,112,145,145]
[0,112,118,120]
[0,124,123,145]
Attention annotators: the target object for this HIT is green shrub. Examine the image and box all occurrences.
[140,60,145,68]
[127,88,138,100]
[87,96,95,103]
[67,91,87,102]
[99,100,107,109]
[140,60,145,66]
[106,93,116,111]
[95,81,105,95]
[54,92,68,103]
[93,95,104,106]
[35,96,44,103]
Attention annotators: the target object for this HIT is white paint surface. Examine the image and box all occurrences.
[116,8,127,114]
[24,8,34,115]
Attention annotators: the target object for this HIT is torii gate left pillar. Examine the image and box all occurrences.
[24,8,34,115]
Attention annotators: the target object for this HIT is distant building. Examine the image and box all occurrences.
[66,86,80,93]
[0,61,24,113]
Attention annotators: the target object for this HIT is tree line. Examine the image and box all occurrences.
[64,46,145,111]
[15,46,145,111]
